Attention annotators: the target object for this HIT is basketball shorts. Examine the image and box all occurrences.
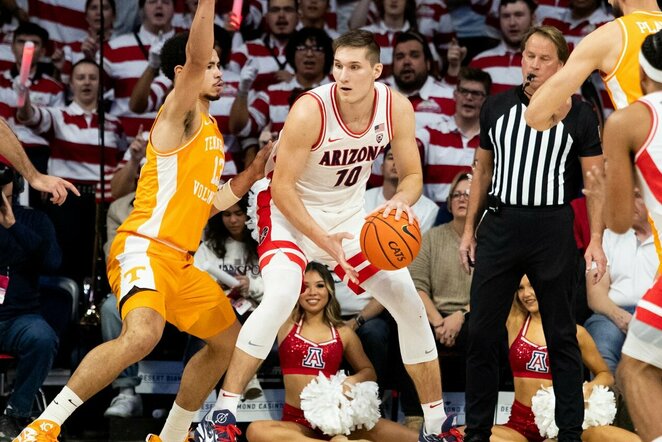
[255,188,380,294]
[503,400,545,442]
[622,280,662,369]
[107,233,236,339]
[281,404,331,440]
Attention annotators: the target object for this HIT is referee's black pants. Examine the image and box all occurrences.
[464,205,584,442]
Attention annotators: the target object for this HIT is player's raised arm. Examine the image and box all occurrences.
[159,0,215,123]
[525,23,618,131]
[383,90,423,221]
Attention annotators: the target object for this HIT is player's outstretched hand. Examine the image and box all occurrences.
[459,229,476,275]
[29,173,80,205]
[321,232,359,283]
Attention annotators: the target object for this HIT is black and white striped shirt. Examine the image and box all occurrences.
[479,87,602,206]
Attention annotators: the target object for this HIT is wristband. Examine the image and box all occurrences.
[355,314,366,327]
[212,179,240,210]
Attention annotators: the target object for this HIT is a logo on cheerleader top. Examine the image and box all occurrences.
[302,347,326,370]
[526,350,549,373]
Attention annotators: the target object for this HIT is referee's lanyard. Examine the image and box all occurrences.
[0,266,9,304]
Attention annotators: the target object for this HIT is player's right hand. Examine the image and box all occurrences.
[459,230,476,274]
[322,232,359,284]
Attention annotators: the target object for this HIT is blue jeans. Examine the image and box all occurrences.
[584,306,636,374]
[0,314,58,418]
[100,295,140,389]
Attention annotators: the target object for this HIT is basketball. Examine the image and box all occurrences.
[360,211,421,270]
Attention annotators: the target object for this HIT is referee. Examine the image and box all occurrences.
[459,26,606,442]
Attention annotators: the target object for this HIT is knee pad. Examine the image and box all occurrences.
[236,252,304,359]
[363,269,437,364]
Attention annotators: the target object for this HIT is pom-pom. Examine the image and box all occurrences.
[531,385,558,439]
[246,178,269,242]
[300,372,354,435]
[583,385,617,429]
[347,380,381,431]
[532,383,617,438]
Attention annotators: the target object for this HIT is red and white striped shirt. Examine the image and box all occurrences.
[418,115,478,204]
[27,0,87,46]
[417,0,456,55]
[361,21,412,78]
[228,35,294,93]
[469,41,522,95]
[245,76,330,140]
[0,68,64,148]
[384,75,455,127]
[102,26,176,138]
[24,101,126,201]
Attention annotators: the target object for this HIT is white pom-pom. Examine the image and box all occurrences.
[246,178,269,242]
[531,385,559,439]
[583,385,616,429]
[532,383,617,438]
[347,381,381,431]
[300,372,354,436]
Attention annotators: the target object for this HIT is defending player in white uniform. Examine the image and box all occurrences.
[192,30,461,442]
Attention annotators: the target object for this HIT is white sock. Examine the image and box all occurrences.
[119,387,135,396]
[421,400,447,435]
[160,402,196,442]
[215,389,241,415]
[651,437,662,442]
[39,386,83,425]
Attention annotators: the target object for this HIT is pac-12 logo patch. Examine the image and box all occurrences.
[259,226,269,244]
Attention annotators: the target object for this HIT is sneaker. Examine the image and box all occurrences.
[0,415,21,440]
[419,414,463,442]
[242,375,263,401]
[12,419,60,442]
[104,393,143,418]
[145,435,162,442]
[191,409,242,442]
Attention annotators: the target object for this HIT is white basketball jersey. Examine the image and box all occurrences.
[268,82,393,212]
[634,90,662,254]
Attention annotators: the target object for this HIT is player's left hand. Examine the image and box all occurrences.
[28,173,80,205]
[321,232,359,284]
[248,140,273,181]
[584,237,607,285]
[375,196,419,225]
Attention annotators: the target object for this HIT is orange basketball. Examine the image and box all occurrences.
[360,211,421,270]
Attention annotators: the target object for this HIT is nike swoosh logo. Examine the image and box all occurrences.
[425,347,435,354]
[328,137,342,143]
[248,340,264,347]
[402,225,419,242]
[429,401,444,409]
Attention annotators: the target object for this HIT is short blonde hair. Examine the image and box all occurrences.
[521,25,569,63]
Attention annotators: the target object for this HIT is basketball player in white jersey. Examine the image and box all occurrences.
[584,30,662,442]
[192,30,460,442]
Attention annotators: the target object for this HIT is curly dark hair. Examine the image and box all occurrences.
[204,195,258,264]
[160,32,189,81]
[642,30,662,71]
[285,27,334,75]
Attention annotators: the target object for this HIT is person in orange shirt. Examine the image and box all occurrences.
[524,0,662,131]
[14,1,270,442]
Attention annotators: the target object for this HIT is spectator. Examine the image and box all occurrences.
[0,22,64,202]
[444,0,499,63]
[191,196,265,399]
[99,191,142,418]
[0,1,27,73]
[399,172,472,431]
[16,59,126,286]
[109,130,146,200]
[25,0,88,48]
[418,67,490,212]
[228,0,298,92]
[298,0,340,38]
[584,190,658,375]
[364,146,439,232]
[0,162,60,439]
[102,0,175,139]
[491,274,640,442]
[53,0,116,85]
[417,0,457,60]
[359,0,426,77]
[112,0,140,35]
[470,0,535,94]
[229,27,332,157]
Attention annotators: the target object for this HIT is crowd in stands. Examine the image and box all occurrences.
[0,0,650,439]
